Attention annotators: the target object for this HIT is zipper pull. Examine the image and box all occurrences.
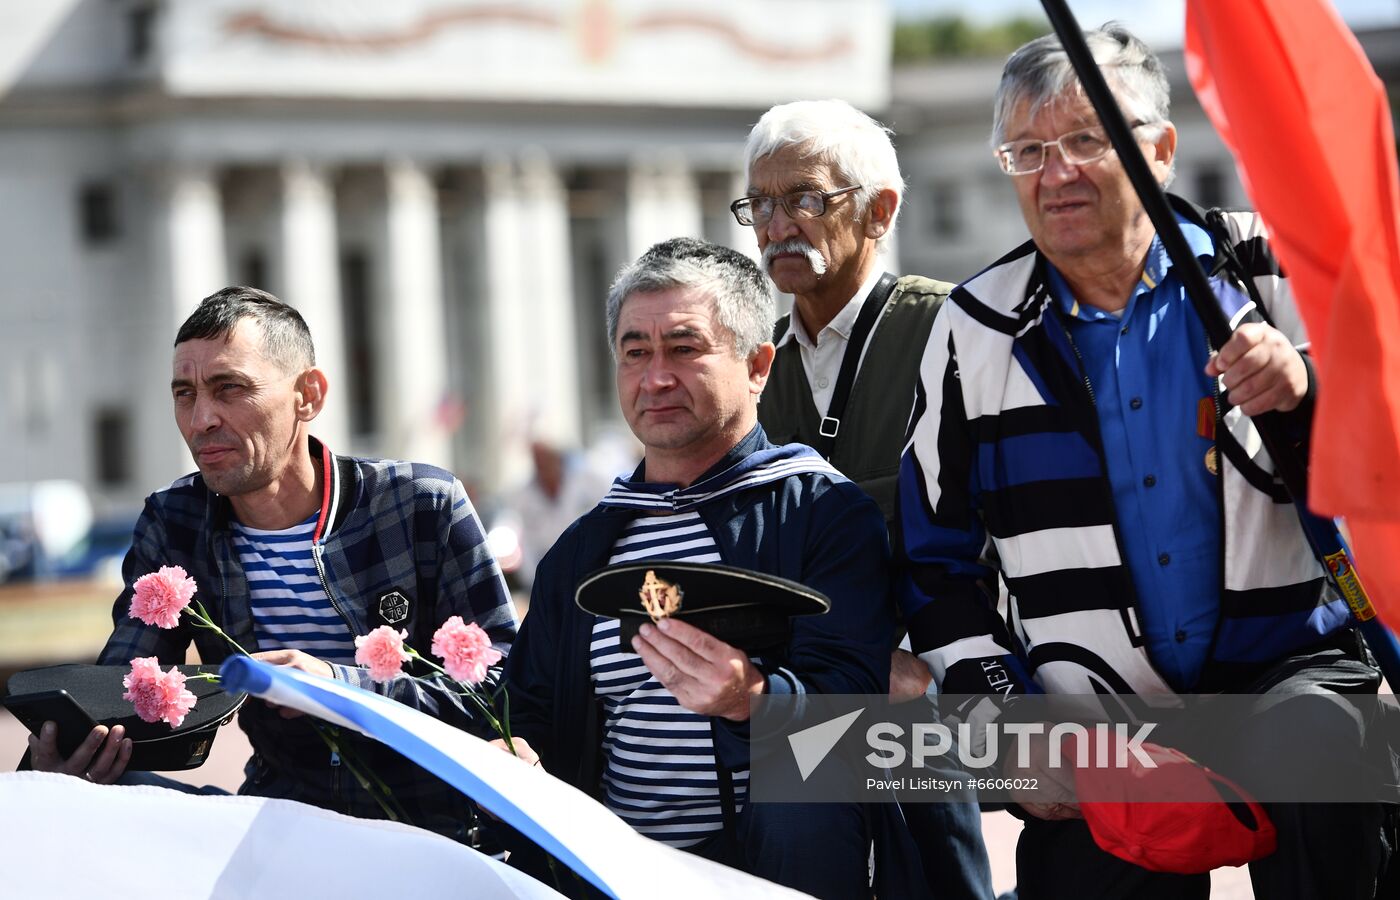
[330,750,341,767]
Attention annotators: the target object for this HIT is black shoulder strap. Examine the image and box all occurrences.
[771,314,790,344]
[1204,207,1273,331]
[814,272,898,458]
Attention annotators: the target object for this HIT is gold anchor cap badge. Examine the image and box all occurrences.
[638,569,684,622]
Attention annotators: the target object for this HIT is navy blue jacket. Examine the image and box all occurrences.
[505,427,895,796]
[99,437,516,840]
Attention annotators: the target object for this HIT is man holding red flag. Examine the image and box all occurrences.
[898,23,1393,899]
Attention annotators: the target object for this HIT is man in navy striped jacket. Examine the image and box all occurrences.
[899,24,1389,900]
[502,238,896,898]
[30,286,516,843]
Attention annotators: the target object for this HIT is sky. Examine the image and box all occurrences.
[890,0,1400,48]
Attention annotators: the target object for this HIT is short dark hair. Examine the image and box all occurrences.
[175,286,316,373]
[605,237,774,359]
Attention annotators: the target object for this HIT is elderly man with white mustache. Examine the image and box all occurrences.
[733,100,993,900]
[738,100,950,538]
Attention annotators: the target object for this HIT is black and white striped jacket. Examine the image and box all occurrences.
[897,196,1348,704]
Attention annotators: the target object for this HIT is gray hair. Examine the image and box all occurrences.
[605,238,774,360]
[743,99,904,245]
[175,286,316,374]
[991,23,1172,163]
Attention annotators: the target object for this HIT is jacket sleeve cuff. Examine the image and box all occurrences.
[747,667,807,739]
[764,666,802,697]
[330,663,368,688]
[1273,349,1316,442]
[713,667,807,768]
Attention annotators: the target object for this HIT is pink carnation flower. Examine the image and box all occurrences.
[129,565,198,629]
[431,616,502,685]
[122,657,198,728]
[354,626,410,682]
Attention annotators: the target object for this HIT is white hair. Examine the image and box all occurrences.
[743,99,905,245]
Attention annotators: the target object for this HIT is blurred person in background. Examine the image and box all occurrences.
[499,238,898,898]
[899,24,1393,898]
[494,439,611,591]
[28,286,516,843]
[738,99,992,898]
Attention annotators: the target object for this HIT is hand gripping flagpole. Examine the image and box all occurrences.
[1037,0,1400,685]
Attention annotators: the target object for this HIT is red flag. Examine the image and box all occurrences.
[1185,0,1400,624]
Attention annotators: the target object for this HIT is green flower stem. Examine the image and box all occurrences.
[404,648,517,757]
[173,599,414,825]
[174,602,408,823]
[316,724,411,824]
[183,600,251,658]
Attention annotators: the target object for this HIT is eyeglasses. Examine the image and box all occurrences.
[729,185,862,226]
[994,123,1149,175]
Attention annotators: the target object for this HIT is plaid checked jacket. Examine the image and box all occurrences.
[98,437,516,841]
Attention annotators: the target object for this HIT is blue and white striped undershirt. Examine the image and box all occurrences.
[590,509,748,848]
[233,512,357,666]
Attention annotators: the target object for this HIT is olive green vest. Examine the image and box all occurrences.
[758,274,951,528]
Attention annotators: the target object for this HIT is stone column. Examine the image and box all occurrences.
[471,154,581,490]
[625,154,702,259]
[158,165,227,330]
[380,159,452,469]
[516,152,581,452]
[280,160,349,451]
[478,155,529,488]
[142,164,228,489]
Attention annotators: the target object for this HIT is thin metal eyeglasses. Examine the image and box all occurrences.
[995,123,1150,175]
[729,185,862,226]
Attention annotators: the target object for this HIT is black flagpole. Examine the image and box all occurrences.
[1036,0,1400,682]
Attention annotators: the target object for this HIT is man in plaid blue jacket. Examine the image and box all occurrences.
[30,286,516,842]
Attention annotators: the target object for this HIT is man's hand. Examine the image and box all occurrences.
[632,618,766,721]
[28,722,132,784]
[1007,727,1083,822]
[1205,323,1308,416]
[889,649,933,704]
[252,649,334,718]
[481,737,543,822]
[488,736,541,767]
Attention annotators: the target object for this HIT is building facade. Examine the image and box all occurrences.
[0,0,889,510]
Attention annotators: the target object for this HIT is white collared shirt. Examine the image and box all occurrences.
[774,267,887,418]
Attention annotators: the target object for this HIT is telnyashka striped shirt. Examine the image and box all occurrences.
[590,509,747,847]
[233,512,356,665]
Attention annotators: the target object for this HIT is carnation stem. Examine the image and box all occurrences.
[404,648,517,757]
[183,601,252,658]
[315,724,411,824]
[176,603,412,826]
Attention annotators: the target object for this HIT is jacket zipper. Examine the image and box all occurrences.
[329,746,342,808]
[312,542,355,636]
[210,524,236,657]
[1059,317,1097,409]
[311,450,357,802]
[311,539,358,803]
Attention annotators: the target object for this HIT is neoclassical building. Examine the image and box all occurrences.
[0,0,889,510]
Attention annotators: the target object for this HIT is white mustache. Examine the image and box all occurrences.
[761,239,827,276]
